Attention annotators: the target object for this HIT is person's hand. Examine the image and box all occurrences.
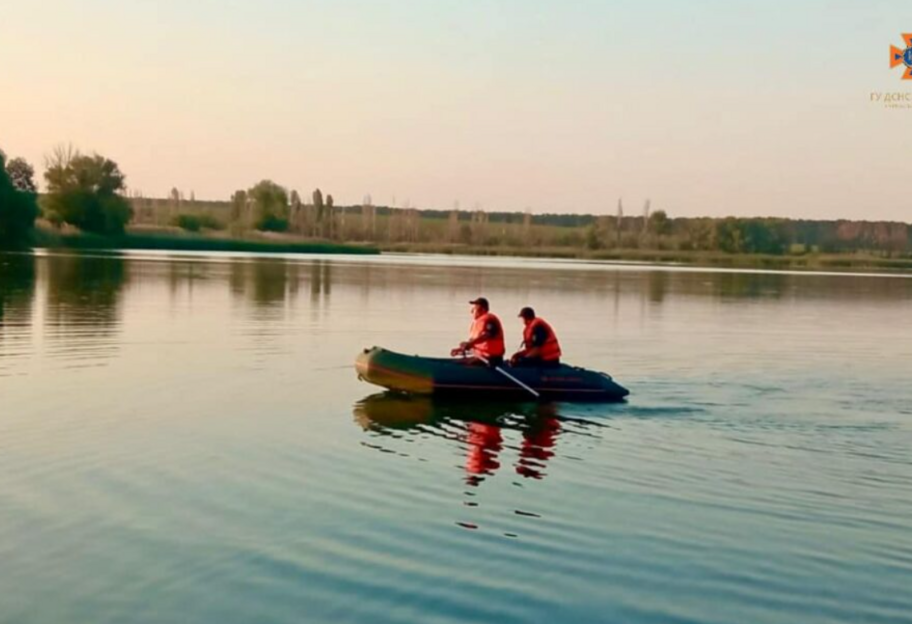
[509,354,520,366]
[450,347,462,357]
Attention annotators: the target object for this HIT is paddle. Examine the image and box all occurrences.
[468,352,541,399]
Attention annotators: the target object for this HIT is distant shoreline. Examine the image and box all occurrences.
[377,242,912,273]
[32,226,379,256]
[23,226,912,272]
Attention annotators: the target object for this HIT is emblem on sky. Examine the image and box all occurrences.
[890,34,912,79]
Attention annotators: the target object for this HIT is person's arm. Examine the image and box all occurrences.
[453,320,498,354]
[524,325,549,359]
[512,325,547,362]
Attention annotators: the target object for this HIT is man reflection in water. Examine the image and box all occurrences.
[463,407,561,485]
[464,421,503,486]
[515,414,561,480]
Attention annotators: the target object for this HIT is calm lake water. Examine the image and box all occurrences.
[1,250,911,624]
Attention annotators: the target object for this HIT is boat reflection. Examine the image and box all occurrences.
[354,392,563,483]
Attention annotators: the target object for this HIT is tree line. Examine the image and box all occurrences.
[2,144,910,257]
[131,179,912,256]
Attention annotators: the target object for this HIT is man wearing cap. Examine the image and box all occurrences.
[450,297,506,366]
[510,307,562,368]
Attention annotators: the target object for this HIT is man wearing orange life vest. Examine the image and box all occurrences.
[450,297,506,366]
[510,307,562,368]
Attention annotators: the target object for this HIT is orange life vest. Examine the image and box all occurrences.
[523,318,562,362]
[469,312,505,358]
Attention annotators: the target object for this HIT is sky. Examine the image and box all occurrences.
[1,0,911,220]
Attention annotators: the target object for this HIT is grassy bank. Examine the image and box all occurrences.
[378,242,912,272]
[34,227,379,255]
[23,227,912,272]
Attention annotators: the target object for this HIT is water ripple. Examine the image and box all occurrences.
[3,251,912,624]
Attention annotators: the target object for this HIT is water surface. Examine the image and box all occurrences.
[1,250,911,624]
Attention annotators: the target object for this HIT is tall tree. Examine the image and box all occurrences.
[0,150,40,247]
[248,180,289,232]
[616,198,624,247]
[43,148,133,235]
[325,194,335,239]
[6,157,37,193]
[230,189,247,223]
[648,209,670,236]
[312,188,324,237]
[289,190,302,233]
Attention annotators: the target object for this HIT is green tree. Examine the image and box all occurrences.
[648,209,671,236]
[585,223,601,250]
[684,218,716,251]
[313,188,324,217]
[6,157,37,193]
[248,180,289,232]
[459,223,473,244]
[230,189,247,222]
[742,219,788,254]
[0,151,40,248]
[716,218,744,253]
[325,194,335,239]
[313,188,325,237]
[43,147,133,235]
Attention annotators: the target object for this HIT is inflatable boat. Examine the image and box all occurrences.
[354,347,629,401]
